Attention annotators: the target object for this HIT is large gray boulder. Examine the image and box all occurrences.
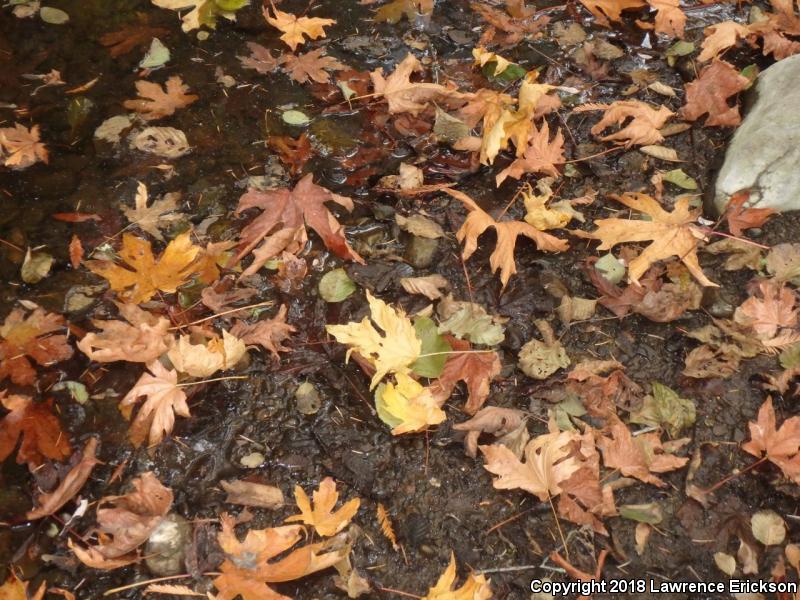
[714,54,800,215]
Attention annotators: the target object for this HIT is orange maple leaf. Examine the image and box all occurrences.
[579,192,717,287]
[285,477,360,537]
[0,308,73,386]
[496,120,565,185]
[743,397,800,483]
[123,76,198,121]
[681,60,750,127]
[263,2,336,51]
[724,191,776,236]
[0,123,48,170]
[280,48,346,84]
[444,187,569,288]
[698,21,753,62]
[430,337,501,414]
[370,53,463,115]
[574,100,674,147]
[647,0,687,38]
[734,279,798,340]
[230,305,296,359]
[578,0,646,27]
[233,174,363,277]
[0,392,71,467]
[86,232,201,304]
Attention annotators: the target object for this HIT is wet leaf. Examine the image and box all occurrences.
[295,381,321,415]
[661,168,697,190]
[698,21,752,62]
[319,268,357,302]
[400,274,449,300]
[742,397,800,484]
[39,6,69,24]
[578,0,645,27]
[630,382,696,437]
[437,295,505,346]
[422,552,492,600]
[280,48,346,84]
[123,182,183,242]
[518,320,570,380]
[263,2,336,51]
[751,510,786,546]
[410,316,451,378]
[0,307,73,386]
[453,406,526,457]
[430,337,501,414]
[734,280,798,340]
[619,502,663,524]
[286,477,360,537]
[167,330,246,377]
[238,42,280,74]
[714,552,736,576]
[78,302,173,363]
[20,248,53,284]
[139,38,171,69]
[123,76,198,121]
[723,191,776,237]
[396,213,445,239]
[375,372,446,434]
[370,53,462,116]
[0,123,48,170]
[574,100,674,147]
[0,393,71,466]
[231,305,296,358]
[129,126,191,158]
[221,480,284,510]
[681,59,750,127]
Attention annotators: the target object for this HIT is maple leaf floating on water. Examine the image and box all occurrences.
[238,42,281,74]
[119,360,188,448]
[123,76,198,121]
[212,512,348,600]
[78,303,173,364]
[574,100,674,147]
[444,187,568,288]
[326,291,421,389]
[123,181,183,242]
[375,372,446,434]
[286,476,360,537]
[578,192,716,287]
[151,0,241,32]
[743,397,800,484]
[0,307,73,386]
[86,231,202,304]
[422,552,493,600]
[167,329,247,378]
[71,472,172,569]
[370,53,463,116]
[280,48,346,85]
[681,60,750,128]
[375,0,434,22]
[233,174,363,277]
[0,392,71,467]
[263,1,336,51]
[0,123,48,170]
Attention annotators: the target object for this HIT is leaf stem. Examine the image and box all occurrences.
[168,300,274,330]
[176,375,249,388]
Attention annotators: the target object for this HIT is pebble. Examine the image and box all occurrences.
[145,514,191,576]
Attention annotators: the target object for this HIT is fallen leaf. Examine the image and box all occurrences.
[167,329,246,377]
[437,295,506,346]
[714,551,737,576]
[233,174,363,276]
[724,191,776,237]
[230,305,296,359]
[119,360,189,448]
[263,2,336,51]
[480,429,580,501]
[123,182,183,242]
[72,472,172,568]
[429,337,501,414]
[578,0,645,27]
[0,123,48,169]
[698,21,753,62]
[734,280,798,340]
[238,42,281,74]
[470,0,547,45]
[151,0,214,32]
[221,480,284,510]
[518,319,570,380]
[578,192,716,287]
[78,302,173,364]
[267,133,312,176]
[129,126,191,158]
[286,477,360,537]
[422,552,492,600]
[0,392,71,467]
[752,510,786,546]
[567,361,642,418]
[0,307,73,386]
[400,274,450,300]
[496,121,565,185]
[574,100,674,147]
[27,437,100,520]
[280,48,346,84]
[648,0,686,37]
[370,53,462,115]
[374,0,433,23]
[69,235,83,269]
[681,60,750,127]
[444,187,568,288]
[630,382,696,436]
[743,397,800,484]
[453,406,526,457]
[99,21,169,57]
[123,76,198,121]
[375,372,446,434]
[326,291,421,389]
[86,232,202,304]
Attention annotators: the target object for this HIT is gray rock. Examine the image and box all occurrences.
[714,54,800,214]
[145,514,190,576]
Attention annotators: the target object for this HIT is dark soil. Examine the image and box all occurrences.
[1,1,799,599]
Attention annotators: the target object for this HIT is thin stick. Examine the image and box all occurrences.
[564,146,624,164]
[705,229,771,249]
[415,349,496,359]
[378,587,422,599]
[176,375,249,388]
[103,574,192,596]
[547,493,570,562]
[0,237,23,252]
[700,456,767,495]
[476,564,540,575]
[168,301,274,330]
[486,507,534,534]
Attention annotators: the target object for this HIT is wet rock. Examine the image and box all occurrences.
[714,54,800,214]
[145,514,191,576]
[404,235,439,268]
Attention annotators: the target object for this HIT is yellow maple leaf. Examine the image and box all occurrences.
[423,552,493,600]
[326,291,421,389]
[166,329,247,377]
[263,2,335,51]
[375,372,446,435]
[580,192,717,287]
[286,477,360,537]
[86,232,202,304]
[472,46,514,75]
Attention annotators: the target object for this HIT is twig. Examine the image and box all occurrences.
[378,587,422,599]
[486,507,534,534]
[168,300,274,330]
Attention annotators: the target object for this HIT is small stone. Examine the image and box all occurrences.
[240,452,265,468]
[295,381,322,415]
[145,514,190,576]
[404,236,438,268]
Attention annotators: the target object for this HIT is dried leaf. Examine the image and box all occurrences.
[69,235,83,269]
[286,477,360,537]
[453,406,526,457]
[574,100,674,147]
[698,21,753,62]
[724,191,776,237]
[376,503,398,549]
[742,397,800,483]
[370,53,462,115]
[221,480,284,510]
[496,121,565,185]
[681,60,750,127]
[375,372,446,434]
[422,552,492,600]
[518,320,570,380]
[437,295,506,346]
[78,303,173,363]
[400,274,449,300]
[734,280,798,340]
[751,510,786,546]
[578,0,645,27]
[123,182,183,242]
[167,330,246,377]
[123,76,198,121]
[629,382,696,436]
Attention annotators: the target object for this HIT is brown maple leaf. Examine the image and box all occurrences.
[212,512,348,600]
[480,430,581,501]
[230,305,296,359]
[452,406,526,457]
[574,100,674,147]
[0,308,73,386]
[734,279,798,340]
[99,21,169,57]
[0,392,71,467]
[0,123,48,170]
[648,0,686,38]
[597,417,688,486]
[267,133,312,175]
[566,360,643,418]
[430,337,501,414]
[238,42,281,74]
[118,360,189,448]
[263,2,336,51]
[71,472,172,569]
[123,76,198,121]
[681,60,750,127]
[78,302,173,364]
[27,437,100,520]
[742,397,800,483]
[578,192,716,287]
[444,187,568,287]
[697,21,754,62]
[470,1,548,45]
[280,48,346,84]
[122,182,183,242]
[370,53,463,115]
[374,0,434,23]
[496,120,565,185]
[233,174,363,277]
[724,191,776,237]
[578,0,646,27]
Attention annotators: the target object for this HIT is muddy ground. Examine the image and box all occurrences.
[1,0,799,598]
